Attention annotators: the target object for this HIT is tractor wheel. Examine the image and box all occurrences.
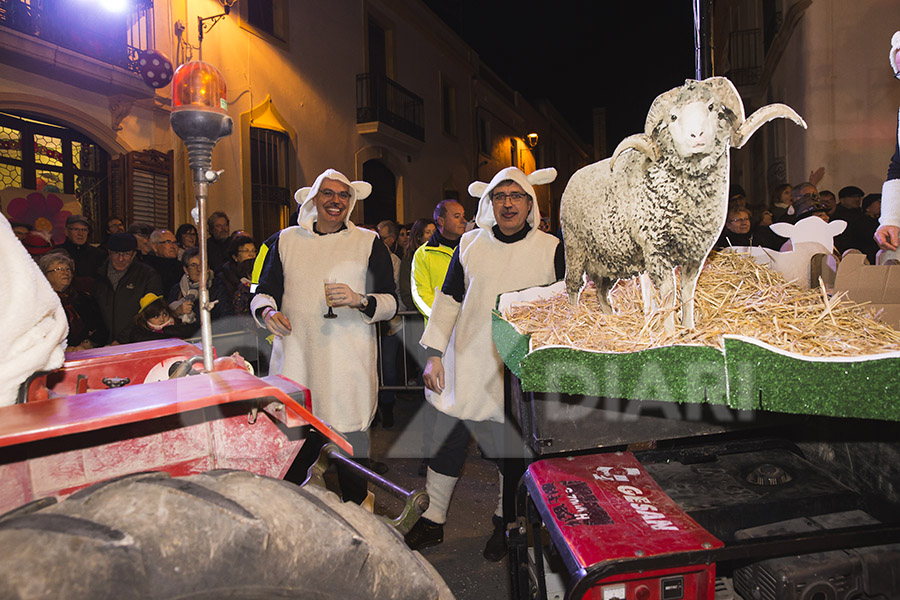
[0,470,454,600]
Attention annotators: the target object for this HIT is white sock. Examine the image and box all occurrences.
[421,468,458,524]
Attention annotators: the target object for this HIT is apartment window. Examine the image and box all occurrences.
[510,138,518,168]
[441,77,457,137]
[240,0,288,44]
[250,127,291,243]
[110,150,173,232]
[0,112,109,241]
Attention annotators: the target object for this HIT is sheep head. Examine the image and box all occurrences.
[610,77,806,168]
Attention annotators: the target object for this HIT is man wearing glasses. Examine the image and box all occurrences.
[407,167,564,560]
[60,215,105,289]
[251,168,397,503]
[146,229,184,293]
[93,233,163,344]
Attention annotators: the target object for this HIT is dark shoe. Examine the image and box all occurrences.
[482,515,507,561]
[405,517,444,550]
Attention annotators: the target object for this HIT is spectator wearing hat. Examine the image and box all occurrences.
[93,232,163,344]
[128,293,197,343]
[21,231,53,259]
[60,214,105,292]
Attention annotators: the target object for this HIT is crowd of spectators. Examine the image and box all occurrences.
[14,211,257,351]
[714,175,883,263]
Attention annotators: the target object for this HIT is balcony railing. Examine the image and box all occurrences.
[727,28,762,87]
[0,0,154,75]
[357,73,425,142]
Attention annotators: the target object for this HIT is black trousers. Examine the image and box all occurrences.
[284,428,370,504]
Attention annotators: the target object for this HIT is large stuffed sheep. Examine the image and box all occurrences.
[560,77,806,330]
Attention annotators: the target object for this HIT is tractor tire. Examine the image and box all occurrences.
[0,470,454,600]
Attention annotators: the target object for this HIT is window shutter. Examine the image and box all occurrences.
[111,150,173,229]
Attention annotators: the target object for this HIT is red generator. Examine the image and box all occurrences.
[506,380,900,600]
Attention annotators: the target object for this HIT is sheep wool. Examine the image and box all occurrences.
[560,77,806,331]
[0,213,67,405]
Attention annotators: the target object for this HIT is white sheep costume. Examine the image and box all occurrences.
[0,213,67,405]
[250,169,397,432]
[420,166,560,423]
[880,31,900,232]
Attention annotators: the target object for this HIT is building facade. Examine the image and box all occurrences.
[0,0,588,245]
[714,0,899,206]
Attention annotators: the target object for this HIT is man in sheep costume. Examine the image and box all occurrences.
[408,166,564,559]
[250,168,397,500]
[0,213,68,405]
[875,30,900,254]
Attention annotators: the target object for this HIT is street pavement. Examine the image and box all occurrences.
[370,393,512,600]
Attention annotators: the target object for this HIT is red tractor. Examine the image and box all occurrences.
[0,339,452,599]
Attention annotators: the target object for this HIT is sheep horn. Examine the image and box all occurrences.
[610,134,660,170]
[707,77,745,124]
[732,104,807,148]
[643,87,682,136]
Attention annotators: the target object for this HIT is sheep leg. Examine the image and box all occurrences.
[680,262,701,330]
[639,272,654,315]
[564,245,587,306]
[595,276,614,314]
[648,262,677,333]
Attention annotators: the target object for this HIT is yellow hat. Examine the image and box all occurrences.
[139,293,163,312]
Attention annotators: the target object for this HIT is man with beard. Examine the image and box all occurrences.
[251,168,397,502]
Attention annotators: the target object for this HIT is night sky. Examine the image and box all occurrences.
[422,0,697,152]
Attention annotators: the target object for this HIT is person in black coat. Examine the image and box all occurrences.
[93,233,163,344]
[210,233,256,327]
[39,252,107,351]
[59,215,105,293]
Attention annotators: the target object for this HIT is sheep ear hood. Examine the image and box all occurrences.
[891,31,900,77]
[471,166,557,232]
[294,168,372,232]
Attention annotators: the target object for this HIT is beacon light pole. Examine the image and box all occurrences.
[169,60,233,372]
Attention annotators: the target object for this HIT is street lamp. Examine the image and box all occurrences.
[526,132,539,148]
[170,60,233,371]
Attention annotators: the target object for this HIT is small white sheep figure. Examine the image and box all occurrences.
[726,218,846,288]
[561,77,807,330]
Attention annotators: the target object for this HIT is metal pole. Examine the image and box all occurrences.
[194,171,214,371]
[693,0,702,79]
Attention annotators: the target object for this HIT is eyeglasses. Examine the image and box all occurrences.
[156,240,177,245]
[186,262,202,270]
[728,217,750,223]
[319,189,351,201]
[491,192,529,205]
[47,266,72,274]
[236,249,257,256]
